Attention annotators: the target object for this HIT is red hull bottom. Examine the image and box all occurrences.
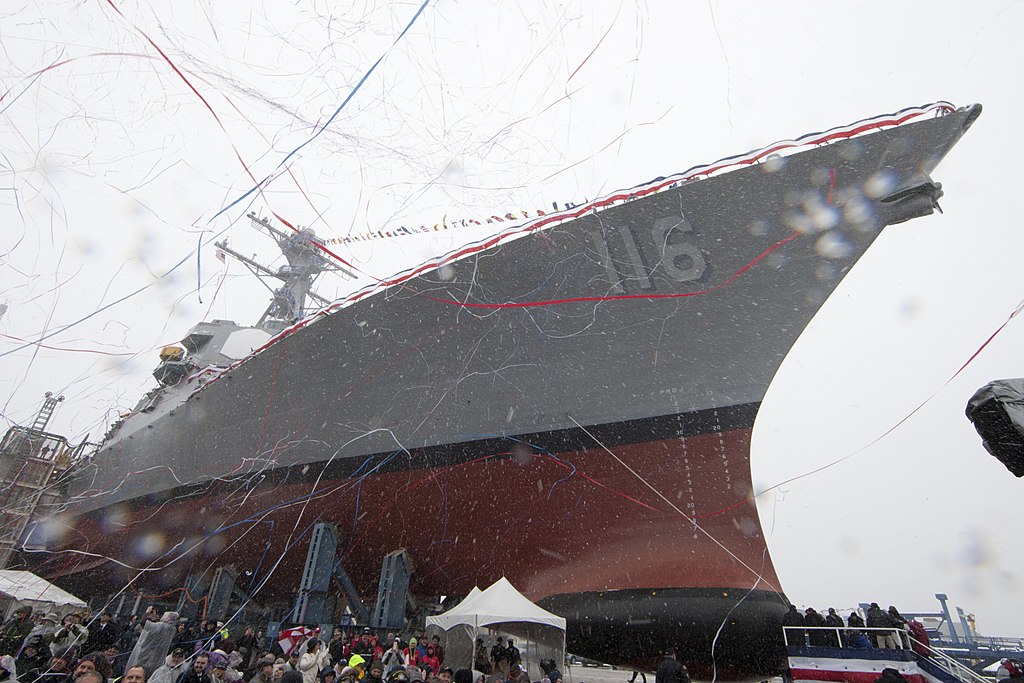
[41,407,788,679]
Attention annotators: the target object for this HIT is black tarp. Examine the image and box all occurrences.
[966,379,1024,477]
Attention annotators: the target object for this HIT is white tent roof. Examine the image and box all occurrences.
[427,577,565,631]
[0,570,87,608]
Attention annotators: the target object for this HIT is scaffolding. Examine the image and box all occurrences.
[0,394,88,568]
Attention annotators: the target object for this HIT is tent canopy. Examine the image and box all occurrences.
[426,577,565,680]
[0,570,87,620]
[427,577,566,631]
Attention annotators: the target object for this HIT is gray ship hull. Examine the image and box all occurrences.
[41,103,980,679]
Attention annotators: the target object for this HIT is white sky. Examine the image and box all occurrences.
[2,1,1023,635]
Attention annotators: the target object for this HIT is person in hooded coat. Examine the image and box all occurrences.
[363,662,383,683]
[907,620,930,655]
[127,612,179,677]
[50,615,89,661]
[15,637,49,681]
[151,648,190,683]
[298,641,330,683]
[1,608,34,656]
[35,654,71,683]
[0,654,19,683]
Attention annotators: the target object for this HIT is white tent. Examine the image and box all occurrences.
[0,570,88,621]
[426,578,565,680]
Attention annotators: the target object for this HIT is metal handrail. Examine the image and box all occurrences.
[908,636,990,683]
[782,626,991,683]
[783,625,907,649]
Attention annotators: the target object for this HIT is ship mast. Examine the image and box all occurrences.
[214,213,355,331]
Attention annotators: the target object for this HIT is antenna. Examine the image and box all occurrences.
[214,213,355,330]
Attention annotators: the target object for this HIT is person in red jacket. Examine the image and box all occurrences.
[907,620,930,655]
[420,647,440,676]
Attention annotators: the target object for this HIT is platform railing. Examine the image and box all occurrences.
[782,626,991,683]
[908,636,990,683]
[783,625,906,649]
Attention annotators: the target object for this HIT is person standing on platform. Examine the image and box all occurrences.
[782,605,806,645]
[654,648,690,683]
[824,609,844,647]
[866,604,899,649]
[804,608,829,646]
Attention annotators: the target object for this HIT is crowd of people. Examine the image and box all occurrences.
[781,603,929,652]
[0,608,562,683]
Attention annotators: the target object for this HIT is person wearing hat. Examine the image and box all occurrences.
[321,668,337,683]
[0,606,34,655]
[348,654,367,679]
[339,667,363,683]
[654,647,690,683]
[385,669,410,683]
[76,651,115,682]
[249,657,277,683]
[365,661,384,683]
[51,613,90,660]
[436,667,452,683]
[211,657,230,682]
[26,611,60,645]
[488,637,507,677]
[403,639,418,668]
[151,647,190,683]
[15,634,50,680]
[506,665,529,683]
[472,640,489,675]
[350,631,372,659]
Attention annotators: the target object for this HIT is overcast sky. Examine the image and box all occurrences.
[3,1,1023,635]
